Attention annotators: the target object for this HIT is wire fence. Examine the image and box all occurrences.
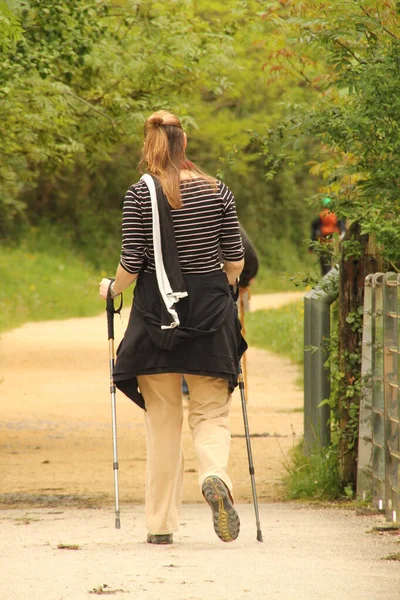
[357,272,400,522]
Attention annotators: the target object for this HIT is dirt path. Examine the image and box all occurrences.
[3,290,399,600]
[0,291,305,508]
[2,503,399,600]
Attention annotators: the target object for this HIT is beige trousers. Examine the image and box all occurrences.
[137,373,232,535]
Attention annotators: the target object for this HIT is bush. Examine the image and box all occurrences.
[283,440,343,501]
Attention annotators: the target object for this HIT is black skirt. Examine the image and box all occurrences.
[113,270,247,409]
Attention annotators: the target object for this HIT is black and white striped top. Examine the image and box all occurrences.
[120,178,244,274]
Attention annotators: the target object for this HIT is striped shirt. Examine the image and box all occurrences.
[120,178,244,275]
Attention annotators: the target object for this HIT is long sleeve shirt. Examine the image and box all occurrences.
[120,178,244,275]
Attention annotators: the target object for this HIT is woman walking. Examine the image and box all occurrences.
[99,110,246,545]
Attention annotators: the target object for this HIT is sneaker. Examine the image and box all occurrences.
[202,476,240,542]
[146,534,173,545]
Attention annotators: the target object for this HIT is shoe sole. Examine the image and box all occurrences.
[202,476,240,542]
[147,534,173,545]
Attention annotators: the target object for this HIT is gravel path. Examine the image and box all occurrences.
[3,291,397,599]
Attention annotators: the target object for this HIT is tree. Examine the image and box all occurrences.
[183,0,319,266]
[0,1,21,49]
[0,0,237,242]
[1,0,323,274]
[256,0,400,486]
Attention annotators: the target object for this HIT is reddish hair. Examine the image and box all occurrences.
[140,110,215,209]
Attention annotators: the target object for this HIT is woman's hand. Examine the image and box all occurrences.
[99,266,138,300]
[99,278,112,300]
[223,259,244,286]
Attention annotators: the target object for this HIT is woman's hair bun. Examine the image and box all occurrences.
[149,116,164,128]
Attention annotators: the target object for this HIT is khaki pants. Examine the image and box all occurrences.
[137,373,232,535]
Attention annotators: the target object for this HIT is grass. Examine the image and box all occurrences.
[0,228,107,333]
[251,253,319,294]
[282,440,343,501]
[251,267,298,293]
[244,301,347,501]
[244,294,346,501]
[245,300,304,366]
[1,224,314,335]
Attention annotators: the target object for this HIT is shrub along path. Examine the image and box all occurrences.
[1,291,399,599]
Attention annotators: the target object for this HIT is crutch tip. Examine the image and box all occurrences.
[256,530,263,542]
[115,517,121,529]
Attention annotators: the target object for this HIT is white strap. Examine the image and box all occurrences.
[141,174,187,329]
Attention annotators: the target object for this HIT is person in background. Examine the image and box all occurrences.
[236,225,259,397]
[311,197,346,276]
[238,224,259,309]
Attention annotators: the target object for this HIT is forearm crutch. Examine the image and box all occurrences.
[238,360,263,542]
[106,282,123,529]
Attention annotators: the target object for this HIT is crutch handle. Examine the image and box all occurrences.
[106,280,123,340]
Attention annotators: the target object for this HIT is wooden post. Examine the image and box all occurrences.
[338,224,383,486]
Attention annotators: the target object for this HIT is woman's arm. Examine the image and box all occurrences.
[99,264,138,300]
[223,259,244,286]
[219,182,245,285]
[99,184,145,300]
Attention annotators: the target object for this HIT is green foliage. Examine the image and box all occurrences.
[251,243,320,292]
[0,0,111,233]
[249,0,400,486]
[0,0,323,280]
[251,267,301,294]
[323,304,364,454]
[0,2,22,48]
[0,0,238,237]
[250,269,293,293]
[184,2,319,261]
[9,1,109,81]
[257,0,400,264]
[283,440,343,501]
[246,301,304,365]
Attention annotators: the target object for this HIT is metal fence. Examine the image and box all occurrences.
[303,266,339,450]
[357,272,400,522]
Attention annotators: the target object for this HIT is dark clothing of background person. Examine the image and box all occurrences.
[216,223,259,287]
[238,225,259,288]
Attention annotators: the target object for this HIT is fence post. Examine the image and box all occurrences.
[383,273,399,522]
[371,273,386,511]
[357,271,400,521]
[393,273,400,522]
[356,274,373,500]
[304,266,339,450]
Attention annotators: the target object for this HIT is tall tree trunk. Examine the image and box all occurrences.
[338,223,383,486]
